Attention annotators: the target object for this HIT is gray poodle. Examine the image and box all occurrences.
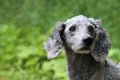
[44,15,120,80]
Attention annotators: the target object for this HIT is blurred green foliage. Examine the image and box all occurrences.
[0,0,120,80]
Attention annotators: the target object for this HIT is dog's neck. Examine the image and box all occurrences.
[64,46,104,80]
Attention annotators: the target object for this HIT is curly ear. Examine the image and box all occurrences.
[44,22,65,59]
[90,19,111,63]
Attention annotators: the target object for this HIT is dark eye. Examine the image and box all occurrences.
[69,26,76,32]
[88,25,94,34]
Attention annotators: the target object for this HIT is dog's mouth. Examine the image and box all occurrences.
[78,46,92,54]
[80,46,90,50]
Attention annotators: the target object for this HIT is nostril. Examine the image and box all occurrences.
[83,37,93,46]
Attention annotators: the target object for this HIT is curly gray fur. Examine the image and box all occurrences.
[44,15,120,80]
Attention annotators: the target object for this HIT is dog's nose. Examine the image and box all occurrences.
[83,37,93,46]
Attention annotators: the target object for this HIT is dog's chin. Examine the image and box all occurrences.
[78,47,92,54]
[74,49,91,54]
[78,50,91,54]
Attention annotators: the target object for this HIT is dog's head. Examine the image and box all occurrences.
[44,15,111,63]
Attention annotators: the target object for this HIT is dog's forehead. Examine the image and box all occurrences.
[65,15,90,25]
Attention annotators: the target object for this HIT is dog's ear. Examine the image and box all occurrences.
[89,19,111,63]
[44,22,65,59]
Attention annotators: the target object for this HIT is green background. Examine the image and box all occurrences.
[0,0,120,80]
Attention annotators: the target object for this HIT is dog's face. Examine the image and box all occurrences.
[64,16,96,54]
[44,15,111,63]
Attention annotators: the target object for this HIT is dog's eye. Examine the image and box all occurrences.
[69,26,76,32]
[88,25,94,34]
